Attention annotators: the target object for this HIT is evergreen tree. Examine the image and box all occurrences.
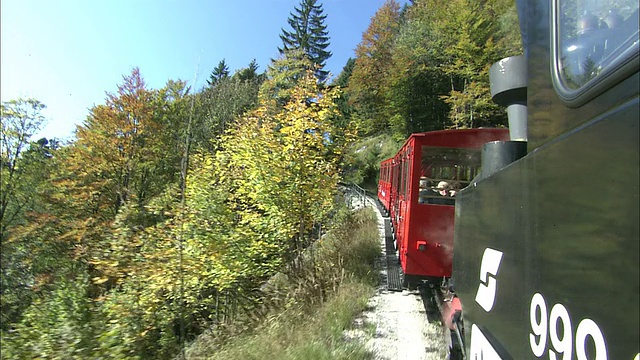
[207,59,230,87]
[333,57,355,88]
[278,0,332,82]
[234,59,263,82]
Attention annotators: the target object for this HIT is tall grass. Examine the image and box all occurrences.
[184,206,381,360]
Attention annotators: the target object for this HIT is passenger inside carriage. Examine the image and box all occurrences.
[419,146,481,205]
[418,177,438,204]
[436,181,452,196]
[418,179,455,205]
[429,181,455,205]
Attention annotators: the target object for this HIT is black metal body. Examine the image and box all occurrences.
[452,0,639,358]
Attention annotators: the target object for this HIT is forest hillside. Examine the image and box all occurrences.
[0,0,521,358]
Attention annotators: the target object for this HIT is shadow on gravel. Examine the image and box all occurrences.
[419,286,442,323]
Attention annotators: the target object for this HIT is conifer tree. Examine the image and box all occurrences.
[234,59,264,83]
[278,0,332,82]
[207,59,230,87]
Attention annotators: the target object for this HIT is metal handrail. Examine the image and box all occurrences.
[340,182,368,209]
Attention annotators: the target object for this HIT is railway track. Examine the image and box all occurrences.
[343,186,449,359]
[375,188,463,359]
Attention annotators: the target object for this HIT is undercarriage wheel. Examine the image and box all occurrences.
[449,345,463,360]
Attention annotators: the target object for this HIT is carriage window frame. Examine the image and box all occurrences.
[405,150,412,197]
[417,146,482,205]
[394,160,401,196]
[402,153,411,197]
[552,0,639,106]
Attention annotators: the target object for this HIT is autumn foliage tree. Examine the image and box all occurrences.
[1,98,49,329]
[1,50,357,357]
[0,0,527,356]
[408,0,521,129]
[75,69,167,213]
[0,99,46,235]
[345,0,521,141]
[347,0,402,136]
[211,59,349,266]
[1,70,192,358]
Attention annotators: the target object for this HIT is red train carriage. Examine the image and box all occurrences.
[379,129,509,287]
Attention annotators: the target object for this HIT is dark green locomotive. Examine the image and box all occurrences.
[453,0,639,358]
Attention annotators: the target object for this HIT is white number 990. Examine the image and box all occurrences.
[529,293,607,360]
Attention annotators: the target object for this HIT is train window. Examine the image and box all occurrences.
[418,147,481,205]
[393,162,399,195]
[404,155,411,197]
[400,160,404,195]
[555,0,639,95]
[401,155,410,197]
[399,159,404,196]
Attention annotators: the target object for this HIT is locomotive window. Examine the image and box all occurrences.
[555,0,639,95]
[418,147,482,205]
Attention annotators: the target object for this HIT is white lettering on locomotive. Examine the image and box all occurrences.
[470,324,503,360]
[529,292,611,359]
[475,248,504,312]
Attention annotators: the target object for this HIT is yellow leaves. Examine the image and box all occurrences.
[206,72,343,256]
[92,277,109,285]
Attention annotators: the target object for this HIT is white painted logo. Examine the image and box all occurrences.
[470,324,503,360]
[475,248,503,312]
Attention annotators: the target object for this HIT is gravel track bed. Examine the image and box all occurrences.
[345,192,448,359]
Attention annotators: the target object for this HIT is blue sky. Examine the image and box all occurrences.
[1,0,405,140]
